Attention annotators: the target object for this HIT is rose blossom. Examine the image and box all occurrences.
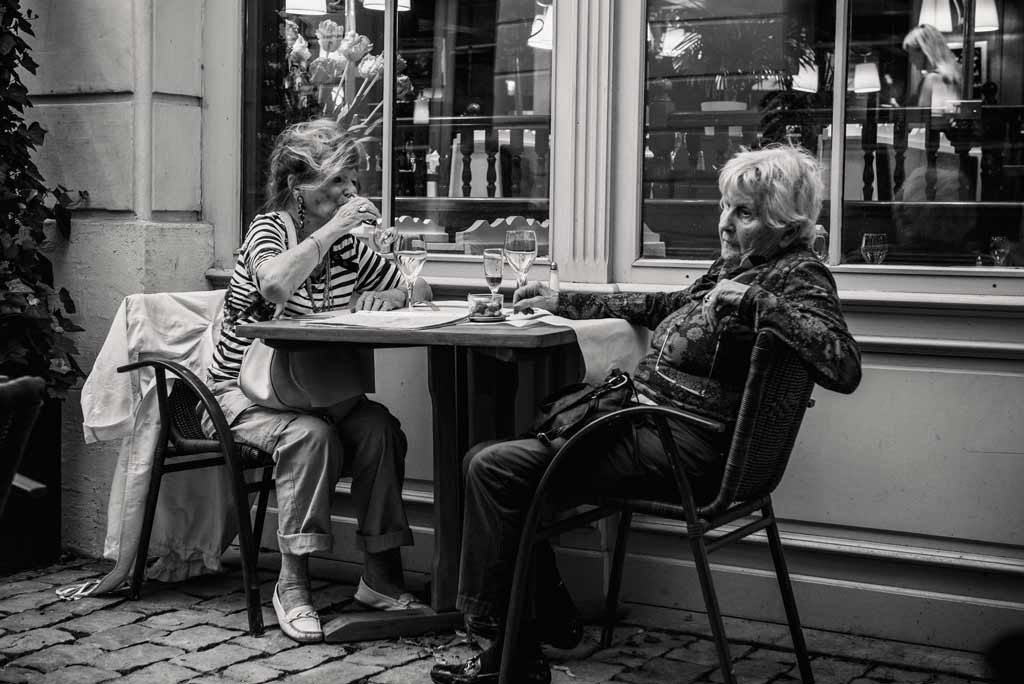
[340,31,373,62]
[357,53,385,79]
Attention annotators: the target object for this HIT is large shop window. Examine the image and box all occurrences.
[242,0,552,258]
[640,0,1023,269]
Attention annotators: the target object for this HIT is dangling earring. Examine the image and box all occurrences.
[294,192,305,231]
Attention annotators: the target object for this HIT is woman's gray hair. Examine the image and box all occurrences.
[264,118,364,211]
[717,144,825,247]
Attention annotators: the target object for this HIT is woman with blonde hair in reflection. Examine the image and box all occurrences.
[902,24,961,114]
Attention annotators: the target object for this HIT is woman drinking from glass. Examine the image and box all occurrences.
[204,118,432,644]
[432,145,861,684]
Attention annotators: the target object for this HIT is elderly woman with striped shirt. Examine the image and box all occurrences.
[204,119,431,643]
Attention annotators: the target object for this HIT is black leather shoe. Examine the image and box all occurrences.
[535,580,584,649]
[430,652,551,684]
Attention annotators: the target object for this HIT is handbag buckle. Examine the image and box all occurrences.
[607,373,629,391]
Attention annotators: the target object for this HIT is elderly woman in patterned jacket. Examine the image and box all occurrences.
[432,144,861,684]
[204,118,431,644]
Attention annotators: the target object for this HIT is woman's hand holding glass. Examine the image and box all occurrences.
[324,195,381,239]
[512,282,558,314]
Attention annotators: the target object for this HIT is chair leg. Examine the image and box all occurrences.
[763,502,814,684]
[601,507,633,648]
[224,461,263,636]
[251,467,273,567]
[130,449,167,601]
[690,534,736,684]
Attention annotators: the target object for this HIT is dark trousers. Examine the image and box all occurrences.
[456,411,725,619]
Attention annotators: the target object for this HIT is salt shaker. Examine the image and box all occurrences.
[548,261,560,292]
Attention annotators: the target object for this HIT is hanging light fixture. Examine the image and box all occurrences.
[793,51,819,93]
[917,0,953,32]
[285,0,327,15]
[975,0,999,32]
[852,61,881,93]
[362,0,412,11]
[527,2,553,50]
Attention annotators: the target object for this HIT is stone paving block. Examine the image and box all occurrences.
[0,591,64,614]
[152,625,245,651]
[169,643,261,672]
[126,591,205,615]
[744,647,797,666]
[802,629,989,679]
[928,676,982,684]
[117,662,199,684]
[0,666,42,683]
[0,582,51,601]
[230,630,301,655]
[665,638,741,666]
[808,657,871,684]
[93,643,186,673]
[367,656,436,684]
[143,608,226,631]
[279,659,380,683]
[194,594,252,614]
[207,606,278,632]
[863,664,934,682]
[174,573,245,599]
[0,627,74,655]
[612,656,714,683]
[591,630,690,669]
[262,645,340,672]
[33,569,104,586]
[551,660,626,683]
[80,624,169,650]
[708,655,794,683]
[344,640,431,667]
[40,665,118,684]
[59,609,145,634]
[222,660,284,683]
[57,595,127,618]
[9,643,106,672]
[0,609,68,633]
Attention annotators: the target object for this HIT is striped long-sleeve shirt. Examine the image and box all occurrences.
[208,211,402,382]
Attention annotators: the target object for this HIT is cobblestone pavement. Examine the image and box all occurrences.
[0,557,993,684]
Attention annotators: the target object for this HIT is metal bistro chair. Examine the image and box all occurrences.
[500,331,818,684]
[117,360,275,635]
[0,376,48,517]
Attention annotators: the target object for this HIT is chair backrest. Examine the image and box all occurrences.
[0,376,47,516]
[700,331,815,516]
[164,379,220,455]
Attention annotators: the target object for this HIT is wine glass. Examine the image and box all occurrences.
[482,248,504,295]
[990,236,1010,266]
[394,234,427,311]
[371,219,396,255]
[860,233,889,264]
[503,229,537,291]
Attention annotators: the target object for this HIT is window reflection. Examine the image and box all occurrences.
[640,0,835,260]
[843,0,1023,267]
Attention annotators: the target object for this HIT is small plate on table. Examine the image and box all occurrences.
[469,313,507,323]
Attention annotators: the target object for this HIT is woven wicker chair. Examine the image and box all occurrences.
[499,331,817,684]
[117,360,275,636]
[0,376,48,517]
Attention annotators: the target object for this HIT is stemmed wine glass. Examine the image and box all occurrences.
[990,236,1010,266]
[482,248,504,295]
[503,229,537,291]
[373,220,426,310]
[860,233,889,264]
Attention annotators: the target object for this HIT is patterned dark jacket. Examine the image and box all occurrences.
[556,246,861,427]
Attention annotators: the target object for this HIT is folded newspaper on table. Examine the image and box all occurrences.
[299,308,469,330]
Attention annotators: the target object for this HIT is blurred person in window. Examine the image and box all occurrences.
[892,164,983,259]
[431,145,861,684]
[903,24,961,115]
[204,118,432,643]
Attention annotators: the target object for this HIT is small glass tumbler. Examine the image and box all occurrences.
[483,248,504,294]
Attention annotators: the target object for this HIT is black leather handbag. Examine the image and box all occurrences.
[530,370,637,448]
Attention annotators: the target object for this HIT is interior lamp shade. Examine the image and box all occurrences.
[975,0,999,32]
[793,58,819,93]
[917,0,954,32]
[362,0,412,10]
[285,0,327,15]
[852,61,881,93]
[527,3,553,50]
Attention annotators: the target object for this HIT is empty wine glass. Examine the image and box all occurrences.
[394,234,427,311]
[483,248,504,295]
[371,218,396,255]
[860,233,889,264]
[503,229,537,291]
[990,236,1010,266]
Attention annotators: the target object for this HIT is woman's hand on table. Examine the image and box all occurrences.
[702,279,749,329]
[351,288,405,312]
[513,282,558,313]
[323,196,381,240]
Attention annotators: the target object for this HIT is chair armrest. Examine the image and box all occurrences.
[116,360,235,458]
[12,474,47,498]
